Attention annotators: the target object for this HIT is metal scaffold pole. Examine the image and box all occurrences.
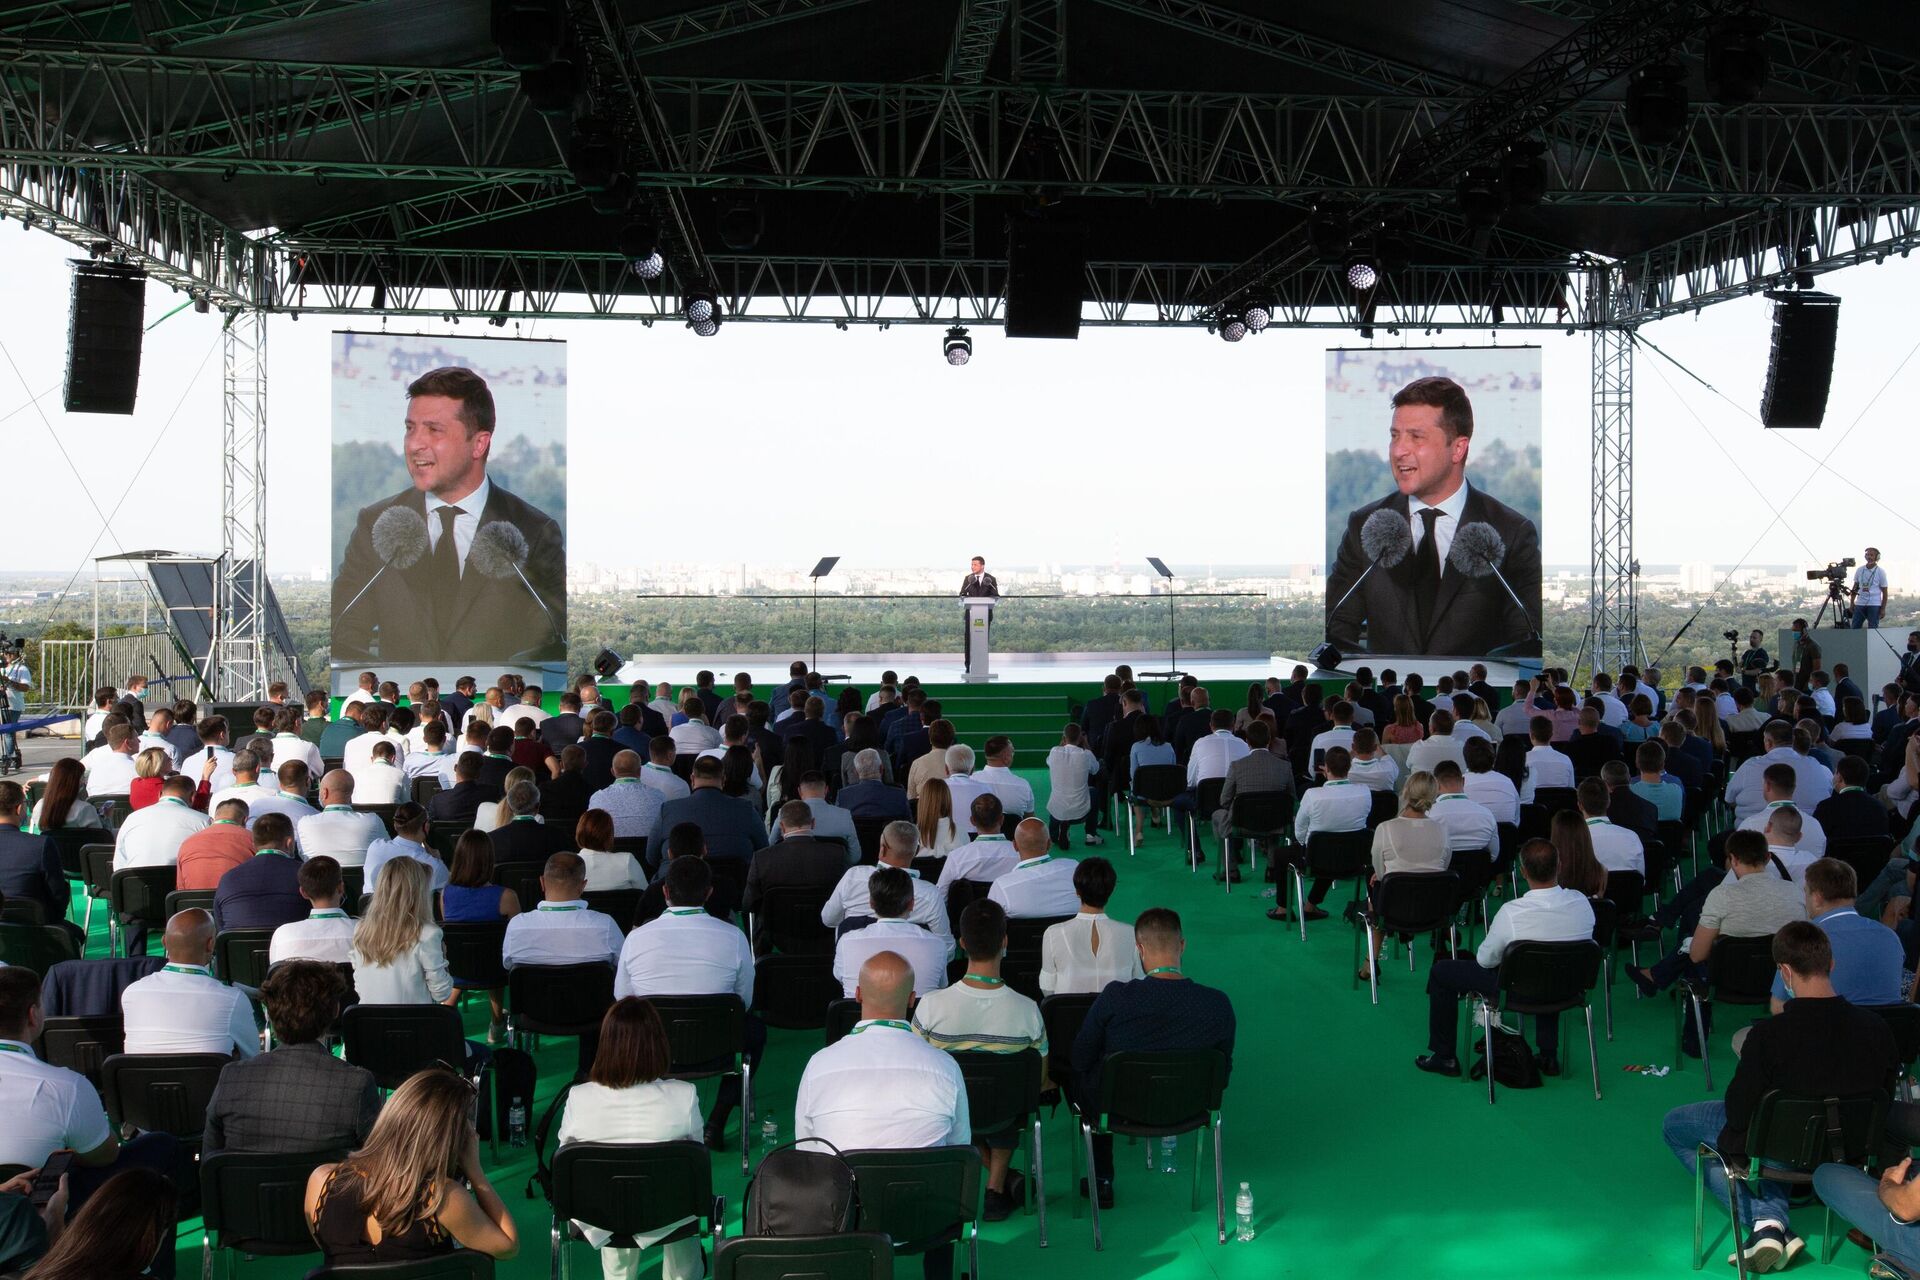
[214,306,268,700]
[1588,306,1639,678]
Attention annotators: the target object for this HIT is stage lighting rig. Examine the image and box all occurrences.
[618,220,663,280]
[1706,14,1770,105]
[1455,165,1506,229]
[1216,307,1247,342]
[1502,139,1549,209]
[1626,61,1689,147]
[943,326,972,365]
[1344,256,1379,292]
[684,289,717,325]
[1241,294,1274,333]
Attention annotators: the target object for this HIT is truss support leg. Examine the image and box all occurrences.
[1590,321,1637,678]
[215,307,268,702]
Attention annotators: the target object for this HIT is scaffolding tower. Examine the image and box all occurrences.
[213,306,268,700]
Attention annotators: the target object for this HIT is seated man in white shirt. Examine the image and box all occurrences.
[209,748,282,812]
[1283,746,1374,924]
[987,818,1081,920]
[942,744,988,835]
[180,714,241,794]
[268,856,357,965]
[1406,709,1468,777]
[589,749,663,839]
[614,855,760,1147]
[295,770,387,866]
[503,851,626,969]
[137,708,181,766]
[80,723,140,795]
[973,736,1036,820]
[1725,722,1817,822]
[1765,804,1820,882]
[822,822,952,943]
[1416,837,1595,1077]
[365,804,449,894]
[938,795,1021,889]
[342,704,406,778]
[1448,695,1492,744]
[1461,737,1520,826]
[1518,715,1576,803]
[1346,728,1401,793]
[640,738,690,802]
[1735,763,1829,856]
[1575,778,1644,875]
[122,908,260,1058]
[1188,709,1252,790]
[238,760,319,830]
[834,865,952,1000]
[498,687,549,732]
[795,949,970,1280]
[401,719,454,787]
[269,705,325,778]
[112,773,210,954]
[1494,679,1537,739]
[1038,855,1144,995]
[1308,700,1359,774]
[1428,761,1500,856]
[1590,672,1629,727]
[348,739,406,806]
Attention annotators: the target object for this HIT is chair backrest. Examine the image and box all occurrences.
[942,879,989,935]
[82,843,117,896]
[1601,870,1645,915]
[1744,1089,1889,1172]
[355,803,399,836]
[844,1146,982,1255]
[1005,915,1068,957]
[853,818,889,863]
[491,861,546,917]
[507,962,614,1036]
[1092,1049,1228,1134]
[1193,776,1227,820]
[752,954,841,1030]
[1372,872,1464,933]
[1226,789,1292,835]
[1829,835,1896,889]
[99,1051,231,1140]
[36,1013,123,1088]
[440,920,511,990]
[1305,828,1372,878]
[823,997,861,1046]
[1727,730,1765,763]
[1870,1003,1920,1069]
[214,927,278,987]
[111,865,176,924]
[427,822,465,862]
[165,888,217,919]
[48,827,98,879]
[1496,940,1602,1012]
[339,1003,466,1090]
[648,994,747,1075]
[583,888,643,932]
[1039,992,1097,1081]
[549,1140,715,1239]
[203,1149,343,1256]
[951,1048,1042,1138]
[1534,787,1578,816]
[1366,789,1399,829]
[756,884,835,956]
[0,898,48,925]
[711,1233,892,1280]
[1709,933,1783,1004]
[1129,764,1187,804]
[1588,895,1621,949]
[303,1249,496,1279]
[1448,849,1494,898]
[103,799,133,830]
[0,922,82,977]
[1494,734,1529,785]
[338,866,365,917]
[410,776,443,807]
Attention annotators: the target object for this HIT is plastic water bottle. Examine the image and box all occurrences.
[1158,1135,1179,1174]
[508,1101,527,1148]
[1235,1182,1255,1242]
[761,1115,779,1148]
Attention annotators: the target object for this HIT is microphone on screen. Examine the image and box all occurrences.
[470,520,561,641]
[339,507,430,617]
[1327,508,1415,617]
[1449,521,1537,636]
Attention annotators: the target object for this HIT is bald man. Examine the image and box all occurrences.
[986,818,1082,919]
[121,909,260,1057]
[294,769,386,865]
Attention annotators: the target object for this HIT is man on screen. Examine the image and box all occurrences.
[333,366,565,664]
[959,555,999,673]
[1325,375,1542,658]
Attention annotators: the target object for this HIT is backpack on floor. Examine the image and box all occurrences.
[488,1045,537,1143]
[1468,1026,1543,1089]
[741,1138,861,1236]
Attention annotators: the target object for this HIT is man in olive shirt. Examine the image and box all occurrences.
[1625,829,1804,999]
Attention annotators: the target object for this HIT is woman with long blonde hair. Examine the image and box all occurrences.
[349,856,453,1007]
[473,764,536,833]
[304,1067,517,1266]
[915,776,963,855]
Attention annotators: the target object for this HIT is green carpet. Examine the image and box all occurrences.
[74,768,1864,1280]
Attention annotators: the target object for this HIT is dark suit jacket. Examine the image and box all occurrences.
[1326,485,1543,657]
[0,826,65,916]
[1104,710,1145,790]
[538,770,591,832]
[612,726,650,757]
[540,713,585,753]
[1606,786,1659,849]
[1563,733,1619,780]
[203,1041,381,1155]
[741,836,847,915]
[1170,709,1213,766]
[634,870,739,928]
[1079,693,1121,754]
[440,692,474,726]
[1664,748,1706,795]
[427,780,503,827]
[582,737,621,792]
[1814,790,1892,843]
[959,572,999,598]
[836,780,910,822]
[645,788,769,865]
[332,480,565,664]
[213,854,307,932]
[475,754,515,792]
[490,818,571,865]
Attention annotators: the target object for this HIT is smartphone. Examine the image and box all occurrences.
[30,1151,72,1208]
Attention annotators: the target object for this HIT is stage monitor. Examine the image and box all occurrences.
[329,332,568,674]
[1323,347,1543,660]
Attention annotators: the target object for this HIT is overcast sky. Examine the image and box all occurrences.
[2,227,1914,599]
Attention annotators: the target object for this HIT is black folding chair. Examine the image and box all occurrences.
[749,883,834,957]
[35,1013,122,1089]
[202,1149,342,1280]
[1288,828,1372,942]
[1040,993,1097,1100]
[214,927,277,988]
[1123,764,1187,852]
[81,843,117,939]
[1187,776,1227,873]
[354,803,399,836]
[1354,872,1460,1006]
[583,888,642,932]
[649,994,752,1174]
[824,997,862,1046]
[1871,1003,1920,1102]
[1680,934,1782,1093]
[1534,787,1578,817]
[1003,916,1069,1000]
[508,963,615,1046]
[428,821,466,863]
[165,889,216,920]
[339,866,365,916]
[952,1048,1048,1244]
[442,920,511,993]
[545,1141,721,1280]
[1466,940,1604,1104]
[1219,791,1292,895]
[49,826,100,887]
[844,1146,983,1279]
[1829,835,1896,890]
[1071,1049,1228,1250]
[1589,896,1621,1042]
[710,1234,892,1280]
[109,864,176,956]
[304,1251,496,1279]
[942,879,990,937]
[0,898,47,926]
[98,1051,230,1152]
[751,954,840,1031]
[1692,1090,1888,1279]
[492,861,546,917]
[0,922,81,976]
[340,1003,494,1154]
[1366,788,1400,830]
[853,817,889,864]
[411,776,443,807]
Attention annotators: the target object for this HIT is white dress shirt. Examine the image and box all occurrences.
[1582,816,1645,875]
[351,925,454,1004]
[639,763,690,803]
[343,731,408,777]
[1518,746,1576,803]
[498,703,550,731]
[794,1021,970,1152]
[296,806,388,866]
[1737,802,1829,856]
[1293,780,1372,844]
[270,732,326,779]
[1429,792,1499,854]
[822,865,952,941]
[1772,844,1821,883]
[0,1038,113,1167]
[402,747,452,781]
[80,746,139,795]
[269,908,358,965]
[1495,702,1535,739]
[122,962,259,1057]
[209,779,282,812]
[1594,693,1629,728]
[426,473,489,572]
[1307,726,1357,769]
[1727,747,1835,820]
[1463,770,1520,825]
[1045,745,1101,820]
[181,745,240,795]
[136,731,179,767]
[1039,913,1143,996]
[342,689,377,709]
[348,761,407,806]
[833,918,952,997]
[365,836,450,894]
[503,900,625,969]
[1452,721,1492,745]
[943,774,988,834]
[220,784,319,832]
[580,849,646,892]
[1347,754,1400,793]
[1405,736,1467,778]
[113,796,209,869]
[667,722,721,756]
[1188,730,1252,787]
[1408,479,1471,572]
[589,778,664,839]
[614,907,755,1003]
[936,835,1020,888]
[1477,886,1595,968]
[986,854,1082,919]
[974,765,1036,817]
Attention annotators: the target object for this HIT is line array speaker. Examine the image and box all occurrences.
[1759,290,1839,428]
[65,261,147,415]
[1005,218,1087,339]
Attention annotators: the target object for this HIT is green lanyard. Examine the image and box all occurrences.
[962,975,1005,987]
[539,903,583,912]
[162,964,210,976]
[1585,817,1610,826]
[1146,966,1183,977]
[309,909,347,920]
[324,805,356,813]
[848,1019,913,1035]
[666,907,706,916]
[0,1041,32,1055]
[1016,854,1053,871]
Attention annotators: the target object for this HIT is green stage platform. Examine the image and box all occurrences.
[40,764,1863,1280]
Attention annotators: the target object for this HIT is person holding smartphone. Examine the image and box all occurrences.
[0,1160,68,1273]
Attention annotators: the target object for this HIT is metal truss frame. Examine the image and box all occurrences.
[1589,312,1637,677]
[215,304,268,700]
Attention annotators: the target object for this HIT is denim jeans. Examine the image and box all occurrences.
[1853,606,1884,630]
[0,707,17,764]
[1663,1100,1792,1232]
[1814,1165,1920,1272]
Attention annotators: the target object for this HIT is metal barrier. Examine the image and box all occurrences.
[35,633,178,727]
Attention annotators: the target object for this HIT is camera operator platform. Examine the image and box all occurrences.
[0,644,31,774]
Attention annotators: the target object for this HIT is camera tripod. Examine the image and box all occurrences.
[1811,576,1851,630]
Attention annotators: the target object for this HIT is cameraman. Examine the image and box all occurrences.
[1738,629,1770,692]
[1852,547,1889,630]
[0,646,28,775]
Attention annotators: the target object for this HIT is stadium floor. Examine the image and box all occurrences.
[61,765,1878,1280]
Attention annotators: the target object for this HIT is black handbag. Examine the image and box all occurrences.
[741,1138,861,1236]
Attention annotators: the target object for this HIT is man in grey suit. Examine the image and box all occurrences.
[644,754,770,868]
[1211,721,1295,873]
[202,961,379,1155]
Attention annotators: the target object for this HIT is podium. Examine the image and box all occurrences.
[963,596,998,683]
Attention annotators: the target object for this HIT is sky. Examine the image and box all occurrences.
[1,226,1915,597]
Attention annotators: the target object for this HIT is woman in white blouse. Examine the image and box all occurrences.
[557,997,705,1280]
[473,766,537,834]
[1037,856,1142,995]
[350,855,455,1006]
[575,809,645,891]
[1358,770,1450,983]
[914,777,965,856]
